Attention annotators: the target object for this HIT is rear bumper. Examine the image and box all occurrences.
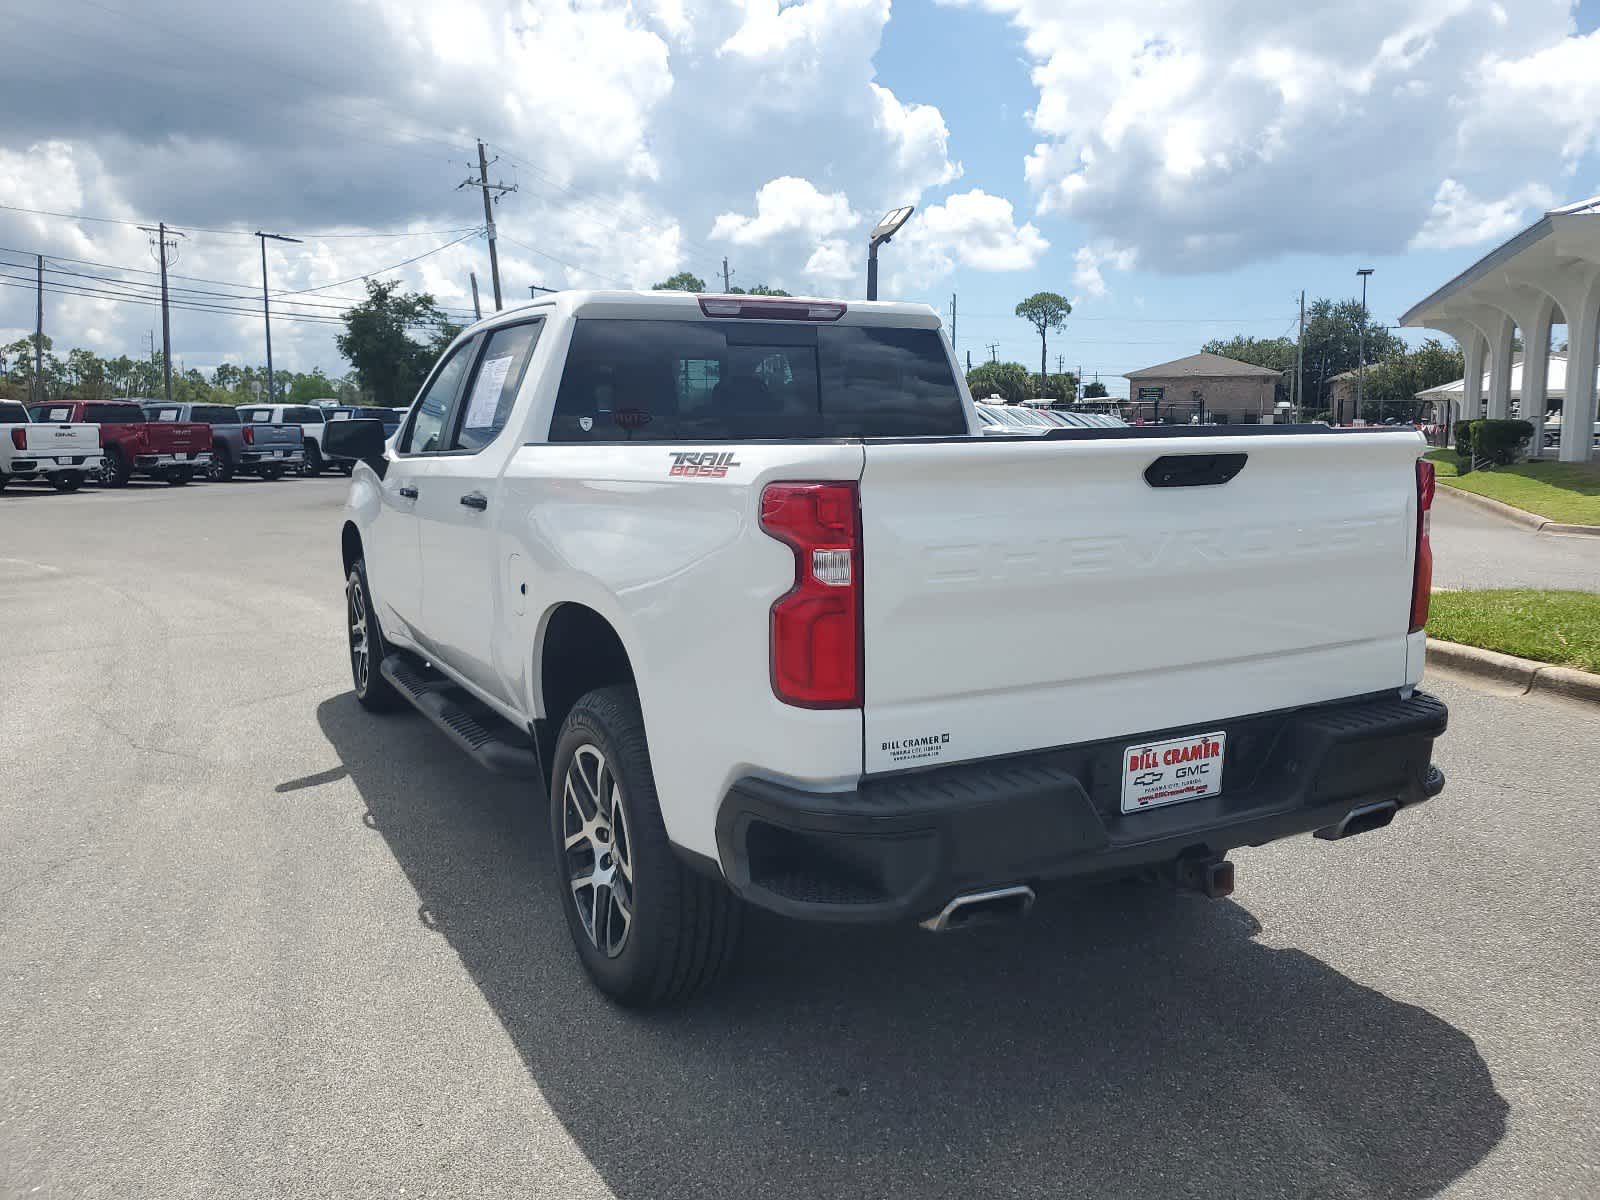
[135,452,211,468]
[716,690,1448,924]
[241,450,304,464]
[5,454,102,474]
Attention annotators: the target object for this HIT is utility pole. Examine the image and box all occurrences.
[459,141,516,311]
[1356,267,1374,425]
[966,350,972,371]
[722,257,734,293]
[255,232,302,407]
[949,293,957,348]
[987,342,999,363]
[1295,290,1305,422]
[138,222,185,404]
[470,272,482,320]
[33,254,43,405]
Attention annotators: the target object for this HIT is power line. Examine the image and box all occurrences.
[271,230,484,297]
[0,201,479,243]
[495,232,628,287]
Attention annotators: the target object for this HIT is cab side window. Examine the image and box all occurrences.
[449,320,543,451]
[400,338,477,455]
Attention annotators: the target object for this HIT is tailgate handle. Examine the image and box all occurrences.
[1144,453,1247,488]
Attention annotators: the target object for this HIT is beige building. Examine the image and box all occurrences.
[1123,353,1282,423]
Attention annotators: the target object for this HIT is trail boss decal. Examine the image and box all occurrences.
[1120,731,1226,813]
[668,451,741,478]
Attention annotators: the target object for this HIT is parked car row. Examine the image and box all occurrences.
[0,398,409,492]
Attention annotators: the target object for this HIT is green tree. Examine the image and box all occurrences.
[728,283,792,296]
[288,368,339,404]
[652,272,707,293]
[1301,297,1404,411]
[1040,372,1079,403]
[966,360,1033,403]
[1083,380,1108,398]
[1014,292,1072,393]
[336,279,459,407]
[1199,335,1297,375]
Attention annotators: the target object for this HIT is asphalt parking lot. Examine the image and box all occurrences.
[3,477,1598,1200]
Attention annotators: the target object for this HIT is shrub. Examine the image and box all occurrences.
[1453,420,1476,462]
[1472,419,1535,465]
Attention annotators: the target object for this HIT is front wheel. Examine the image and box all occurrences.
[346,562,404,712]
[50,473,83,493]
[551,686,742,1006]
[301,441,323,477]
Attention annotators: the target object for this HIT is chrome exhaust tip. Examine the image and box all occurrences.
[919,885,1036,933]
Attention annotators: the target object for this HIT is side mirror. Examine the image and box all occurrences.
[322,417,388,478]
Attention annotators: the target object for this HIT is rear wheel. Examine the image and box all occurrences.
[166,467,193,486]
[346,561,404,712]
[260,464,286,481]
[99,447,130,487]
[50,473,82,493]
[0,472,9,492]
[208,446,235,482]
[551,686,742,1006]
[302,441,323,477]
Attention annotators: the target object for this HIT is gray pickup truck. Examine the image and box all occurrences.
[142,403,303,481]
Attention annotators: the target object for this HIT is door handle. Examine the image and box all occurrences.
[398,485,418,499]
[460,492,488,511]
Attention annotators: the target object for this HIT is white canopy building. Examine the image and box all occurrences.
[1401,194,1600,462]
[1415,351,1596,411]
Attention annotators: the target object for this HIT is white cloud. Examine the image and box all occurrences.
[1408,179,1556,250]
[1072,242,1138,299]
[956,0,1598,267]
[711,178,859,246]
[895,189,1049,286]
[803,239,858,284]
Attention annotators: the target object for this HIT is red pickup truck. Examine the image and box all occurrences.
[29,399,214,486]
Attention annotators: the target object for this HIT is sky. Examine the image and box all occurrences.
[2,0,1598,399]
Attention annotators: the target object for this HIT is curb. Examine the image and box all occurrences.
[1435,480,1600,538]
[1426,639,1600,705]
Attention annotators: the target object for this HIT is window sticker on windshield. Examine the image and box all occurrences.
[464,354,515,429]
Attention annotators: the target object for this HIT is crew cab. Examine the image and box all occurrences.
[326,290,1447,1007]
[30,399,212,486]
[142,402,303,481]
[0,399,103,492]
[236,403,330,475]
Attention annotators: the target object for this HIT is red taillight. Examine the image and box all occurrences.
[1410,458,1434,633]
[9,428,24,451]
[760,482,863,708]
[698,296,847,322]
[242,424,255,445]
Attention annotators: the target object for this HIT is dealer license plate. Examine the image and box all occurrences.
[1121,731,1226,813]
[57,456,74,465]
[271,450,284,458]
[174,452,188,460]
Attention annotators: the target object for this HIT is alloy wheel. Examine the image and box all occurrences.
[348,578,370,695]
[562,744,634,958]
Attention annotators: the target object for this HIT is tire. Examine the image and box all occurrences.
[260,464,286,481]
[166,467,193,486]
[50,473,83,493]
[302,440,323,477]
[99,446,131,488]
[550,686,742,1006]
[346,561,404,712]
[208,446,236,482]
[0,472,9,492]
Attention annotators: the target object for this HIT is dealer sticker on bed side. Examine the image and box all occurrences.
[1120,731,1226,813]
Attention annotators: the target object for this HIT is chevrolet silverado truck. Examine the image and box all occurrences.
[236,403,330,475]
[30,400,212,486]
[0,399,103,491]
[142,402,303,481]
[325,291,1447,1007]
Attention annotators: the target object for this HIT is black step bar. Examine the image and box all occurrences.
[379,653,542,777]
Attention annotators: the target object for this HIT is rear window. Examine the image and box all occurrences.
[549,319,964,441]
[146,406,183,422]
[0,401,27,422]
[192,406,238,424]
[238,408,273,423]
[84,403,143,424]
[293,407,324,424]
[30,405,73,422]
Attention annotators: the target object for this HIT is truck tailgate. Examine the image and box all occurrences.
[249,423,303,450]
[857,430,1424,774]
[145,422,213,455]
[23,424,99,454]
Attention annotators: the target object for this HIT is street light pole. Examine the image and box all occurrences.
[256,232,303,406]
[866,206,915,301]
[1356,267,1374,425]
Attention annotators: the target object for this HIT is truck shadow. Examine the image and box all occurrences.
[315,693,1507,1200]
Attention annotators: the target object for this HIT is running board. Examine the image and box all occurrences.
[379,653,542,777]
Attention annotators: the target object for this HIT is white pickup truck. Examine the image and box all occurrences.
[0,400,102,492]
[325,291,1447,1006]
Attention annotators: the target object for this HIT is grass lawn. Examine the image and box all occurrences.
[1425,449,1600,526]
[1428,589,1600,673]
